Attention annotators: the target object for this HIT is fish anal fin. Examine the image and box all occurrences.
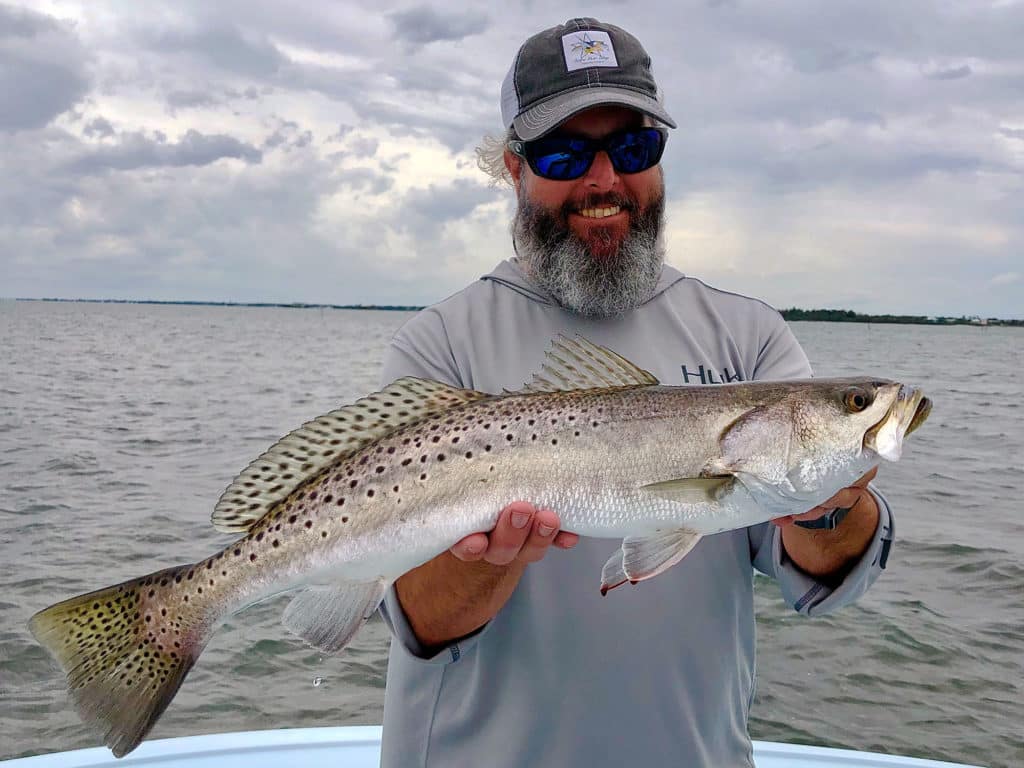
[282,581,387,654]
[212,378,489,534]
[621,528,703,584]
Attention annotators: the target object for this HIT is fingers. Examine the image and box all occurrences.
[448,502,577,565]
[449,532,490,562]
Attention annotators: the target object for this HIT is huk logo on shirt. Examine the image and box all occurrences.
[562,31,618,71]
[680,363,744,385]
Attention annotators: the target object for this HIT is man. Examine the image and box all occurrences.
[376,18,894,768]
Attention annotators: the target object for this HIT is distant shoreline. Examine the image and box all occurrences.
[10,297,1023,326]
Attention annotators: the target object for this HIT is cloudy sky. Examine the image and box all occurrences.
[2,0,1022,318]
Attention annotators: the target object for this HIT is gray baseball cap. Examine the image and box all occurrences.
[500,18,676,141]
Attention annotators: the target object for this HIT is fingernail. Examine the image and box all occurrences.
[538,524,555,537]
[511,511,530,529]
[463,540,484,555]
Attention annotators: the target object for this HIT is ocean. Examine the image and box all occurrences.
[0,301,1020,766]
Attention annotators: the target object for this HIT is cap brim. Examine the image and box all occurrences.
[513,87,676,140]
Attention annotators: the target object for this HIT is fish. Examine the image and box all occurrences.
[28,336,931,757]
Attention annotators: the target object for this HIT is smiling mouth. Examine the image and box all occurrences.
[577,206,623,219]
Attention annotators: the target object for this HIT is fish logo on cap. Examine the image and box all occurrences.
[562,30,619,71]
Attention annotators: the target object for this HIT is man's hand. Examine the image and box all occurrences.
[450,501,579,564]
[395,502,578,652]
[771,466,878,528]
[773,467,881,579]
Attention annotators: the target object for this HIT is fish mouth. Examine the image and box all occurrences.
[864,385,931,461]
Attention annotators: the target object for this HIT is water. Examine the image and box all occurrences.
[0,301,1020,766]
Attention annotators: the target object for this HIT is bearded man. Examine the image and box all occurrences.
[376,18,895,768]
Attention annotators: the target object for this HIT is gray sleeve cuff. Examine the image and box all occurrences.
[378,584,488,665]
[773,488,895,617]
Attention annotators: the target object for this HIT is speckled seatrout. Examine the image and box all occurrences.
[30,336,931,757]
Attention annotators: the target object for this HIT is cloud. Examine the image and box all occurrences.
[1,1,1022,319]
[388,6,489,45]
[0,3,90,131]
[166,88,222,110]
[83,116,115,138]
[152,22,287,77]
[68,129,262,173]
[924,63,972,80]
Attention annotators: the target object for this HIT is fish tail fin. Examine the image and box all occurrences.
[28,563,217,757]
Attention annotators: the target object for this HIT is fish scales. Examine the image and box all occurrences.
[28,336,931,758]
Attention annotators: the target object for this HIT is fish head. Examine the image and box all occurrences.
[714,378,931,510]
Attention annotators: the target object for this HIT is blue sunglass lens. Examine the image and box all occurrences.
[610,131,661,173]
[533,150,593,180]
[530,137,593,180]
[526,129,665,180]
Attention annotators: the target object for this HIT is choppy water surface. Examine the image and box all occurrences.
[0,302,1020,766]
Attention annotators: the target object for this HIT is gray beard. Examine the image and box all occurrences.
[512,187,666,318]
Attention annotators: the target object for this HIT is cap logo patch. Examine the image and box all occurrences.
[562,31,618,71]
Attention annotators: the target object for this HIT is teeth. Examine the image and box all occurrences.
[579,206,621,219]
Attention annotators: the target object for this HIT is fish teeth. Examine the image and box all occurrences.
[578,206,621,219]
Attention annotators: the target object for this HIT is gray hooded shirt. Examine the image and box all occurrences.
[376,260,894,768]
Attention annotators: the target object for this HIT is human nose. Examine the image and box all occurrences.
[582,149,619,191]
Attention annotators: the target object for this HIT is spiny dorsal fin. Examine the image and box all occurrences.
[513,335,660,394]
[212,377,489,533]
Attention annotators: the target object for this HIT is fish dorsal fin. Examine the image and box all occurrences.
[211,377,489,533]
[513,335,660,394]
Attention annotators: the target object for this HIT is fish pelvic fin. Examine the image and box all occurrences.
[28,564,217,758]
[599,528,703,594]
[212,377,489,534]
[282,580,388,654]
[511,335,660,394]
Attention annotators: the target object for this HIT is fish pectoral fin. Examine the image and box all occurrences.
[620,528,703,584]
[282,580,388,654]
[639,476,735,504]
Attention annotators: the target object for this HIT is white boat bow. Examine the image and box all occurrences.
[0,726,984,767]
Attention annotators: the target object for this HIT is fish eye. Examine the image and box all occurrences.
[843,388,872,413]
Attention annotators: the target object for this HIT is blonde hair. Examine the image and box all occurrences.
[475,127,517,187]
